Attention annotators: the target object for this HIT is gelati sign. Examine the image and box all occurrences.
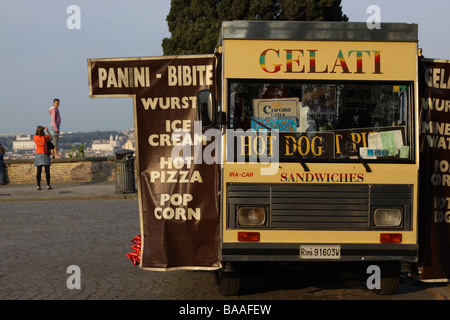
[88,55,220,270]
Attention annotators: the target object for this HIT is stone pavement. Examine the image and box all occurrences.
[0,181,449,301]
[0,180,137,202]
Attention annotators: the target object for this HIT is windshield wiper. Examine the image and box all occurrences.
[251,118,310,172]
[335,130,372,173]
[286,137,310,172]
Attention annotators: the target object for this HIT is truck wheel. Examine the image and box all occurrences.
[216,263,241,296]
[373,261,401,295]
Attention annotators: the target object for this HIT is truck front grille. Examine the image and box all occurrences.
[227,183,412,231]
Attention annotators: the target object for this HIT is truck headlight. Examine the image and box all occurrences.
[373,208,403,227]
[237,207,267,227]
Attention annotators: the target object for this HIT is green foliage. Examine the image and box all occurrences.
[162,0,348,55]
[68,144,85,158]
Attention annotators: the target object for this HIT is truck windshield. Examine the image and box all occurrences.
[228,81,414,162]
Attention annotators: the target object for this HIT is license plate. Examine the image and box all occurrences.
[299,245,341,260]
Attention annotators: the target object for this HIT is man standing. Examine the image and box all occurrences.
[48,98,61,158]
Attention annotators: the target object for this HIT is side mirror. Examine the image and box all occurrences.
[197,89,216,128]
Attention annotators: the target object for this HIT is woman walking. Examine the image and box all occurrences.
[33,125,53,190]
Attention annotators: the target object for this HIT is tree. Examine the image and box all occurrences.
[280,0,348,21]
[162,0,220,55]
[162,0,348,55]
[68,144,85,158]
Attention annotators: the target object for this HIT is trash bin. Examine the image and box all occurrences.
[115,149,136,194]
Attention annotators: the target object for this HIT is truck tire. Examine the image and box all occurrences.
[373,261,401,295]
[216,263,241,296]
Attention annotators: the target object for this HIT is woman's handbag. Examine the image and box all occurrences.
[45,138,55,154]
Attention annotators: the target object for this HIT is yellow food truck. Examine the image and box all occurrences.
[90,21,429,296]
[198,21,419,295]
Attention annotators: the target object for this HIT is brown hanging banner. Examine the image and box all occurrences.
[418,57,450,281]
[88,55,220,270]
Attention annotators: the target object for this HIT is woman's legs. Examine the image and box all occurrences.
[36,165,51,189]
[0,165,4,185]
[36,165,43,189]
[44,165,51,188]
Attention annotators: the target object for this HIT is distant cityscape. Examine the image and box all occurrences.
[0,129,135,160]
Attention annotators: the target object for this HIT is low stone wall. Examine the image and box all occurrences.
[3,157,117,185]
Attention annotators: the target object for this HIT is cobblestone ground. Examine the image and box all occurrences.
[0,199,441,301]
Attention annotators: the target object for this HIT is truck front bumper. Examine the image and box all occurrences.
[222,243,418,262]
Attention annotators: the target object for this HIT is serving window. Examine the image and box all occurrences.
[228,80,414,162]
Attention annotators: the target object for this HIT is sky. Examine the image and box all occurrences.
[0,0,449,135]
